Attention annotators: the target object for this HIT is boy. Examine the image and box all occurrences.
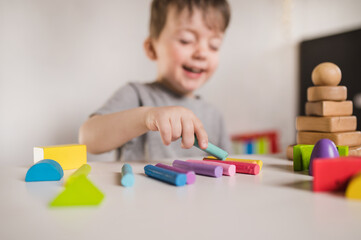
[79,0,232,161]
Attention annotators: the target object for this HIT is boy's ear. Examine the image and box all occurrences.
[144,37,157,60]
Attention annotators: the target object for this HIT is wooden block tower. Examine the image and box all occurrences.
[291,62,361,158]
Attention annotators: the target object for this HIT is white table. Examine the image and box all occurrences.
[1,154,361,240]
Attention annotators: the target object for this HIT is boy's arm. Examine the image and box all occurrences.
[79,106,208,154]
[79,107,151,154]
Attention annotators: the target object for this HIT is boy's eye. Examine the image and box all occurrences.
[179,38,194,45]
[209,39,222,51]
[210,44,219,51]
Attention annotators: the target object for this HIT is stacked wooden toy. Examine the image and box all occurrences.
[294,62,361,157]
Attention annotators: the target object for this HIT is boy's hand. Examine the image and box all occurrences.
[145,106,208,149]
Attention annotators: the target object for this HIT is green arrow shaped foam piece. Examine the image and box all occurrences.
[49,175,104,207]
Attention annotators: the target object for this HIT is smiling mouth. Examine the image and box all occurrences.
[183,65,204,74]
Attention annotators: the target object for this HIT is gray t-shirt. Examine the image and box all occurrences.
[93,82,232,161]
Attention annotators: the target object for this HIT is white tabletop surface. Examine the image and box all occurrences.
[1,154,361,240]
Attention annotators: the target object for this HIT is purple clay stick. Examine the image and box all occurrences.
[172,160,222,178]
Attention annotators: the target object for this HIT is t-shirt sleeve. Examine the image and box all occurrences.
[91,83,141,116]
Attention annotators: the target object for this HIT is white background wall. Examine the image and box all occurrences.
[1,0,361,164]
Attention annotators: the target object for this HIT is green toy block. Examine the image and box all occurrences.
[50,175,104,207]
[65,164,91,186]
[300,145,314,170]
[293,144,313,171]
[293,144,348,171]
[337,145,349,157]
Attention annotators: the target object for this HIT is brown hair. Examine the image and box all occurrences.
[149,0,231,39]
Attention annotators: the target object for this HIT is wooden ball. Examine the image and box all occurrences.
[311,62,342,86]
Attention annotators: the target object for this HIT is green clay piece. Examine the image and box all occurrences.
[50,175,104,207]
[66,164,91,186]
[337,145,349,157]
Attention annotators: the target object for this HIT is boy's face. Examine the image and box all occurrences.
[150,6,224,96]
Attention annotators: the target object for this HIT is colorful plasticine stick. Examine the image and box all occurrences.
[156,163,196,184]
[144,165,187,186]
[173,160,222,178]
[121,164,134,187]
[204,156,263,170]
[194,137,228,160]
[186,159,235,176]
[203,159,260,175]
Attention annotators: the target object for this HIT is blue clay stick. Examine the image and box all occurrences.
[144,165,186,186]
[194,137,228,160]
[121,164,134,187]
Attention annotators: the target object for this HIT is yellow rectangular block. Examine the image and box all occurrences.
[296,116,357,132]
[297,131,361,147]
[307,86,347,102]
[34,144,87,170]
[305,101,353,116]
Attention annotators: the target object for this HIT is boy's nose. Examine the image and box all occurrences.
[192,44,207,60]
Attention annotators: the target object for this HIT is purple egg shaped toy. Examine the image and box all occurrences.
[309,139,339,176]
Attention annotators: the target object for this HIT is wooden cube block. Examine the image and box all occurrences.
[305,101,353,116]
[296,116,357,132]
[350,146,361,157]
[307,86,347,102]
[297,131,361,146]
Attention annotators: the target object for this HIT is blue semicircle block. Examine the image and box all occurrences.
[25,159,64,182]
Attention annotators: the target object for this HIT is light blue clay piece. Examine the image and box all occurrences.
[194,137,228,160]
[121,164,134,187]
[25,159,64,182]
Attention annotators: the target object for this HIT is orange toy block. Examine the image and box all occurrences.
[297,131,361,146]
[307,86,347,102]
[296,116,357,132]
[305,101,353,117]
[313,157,361,192]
